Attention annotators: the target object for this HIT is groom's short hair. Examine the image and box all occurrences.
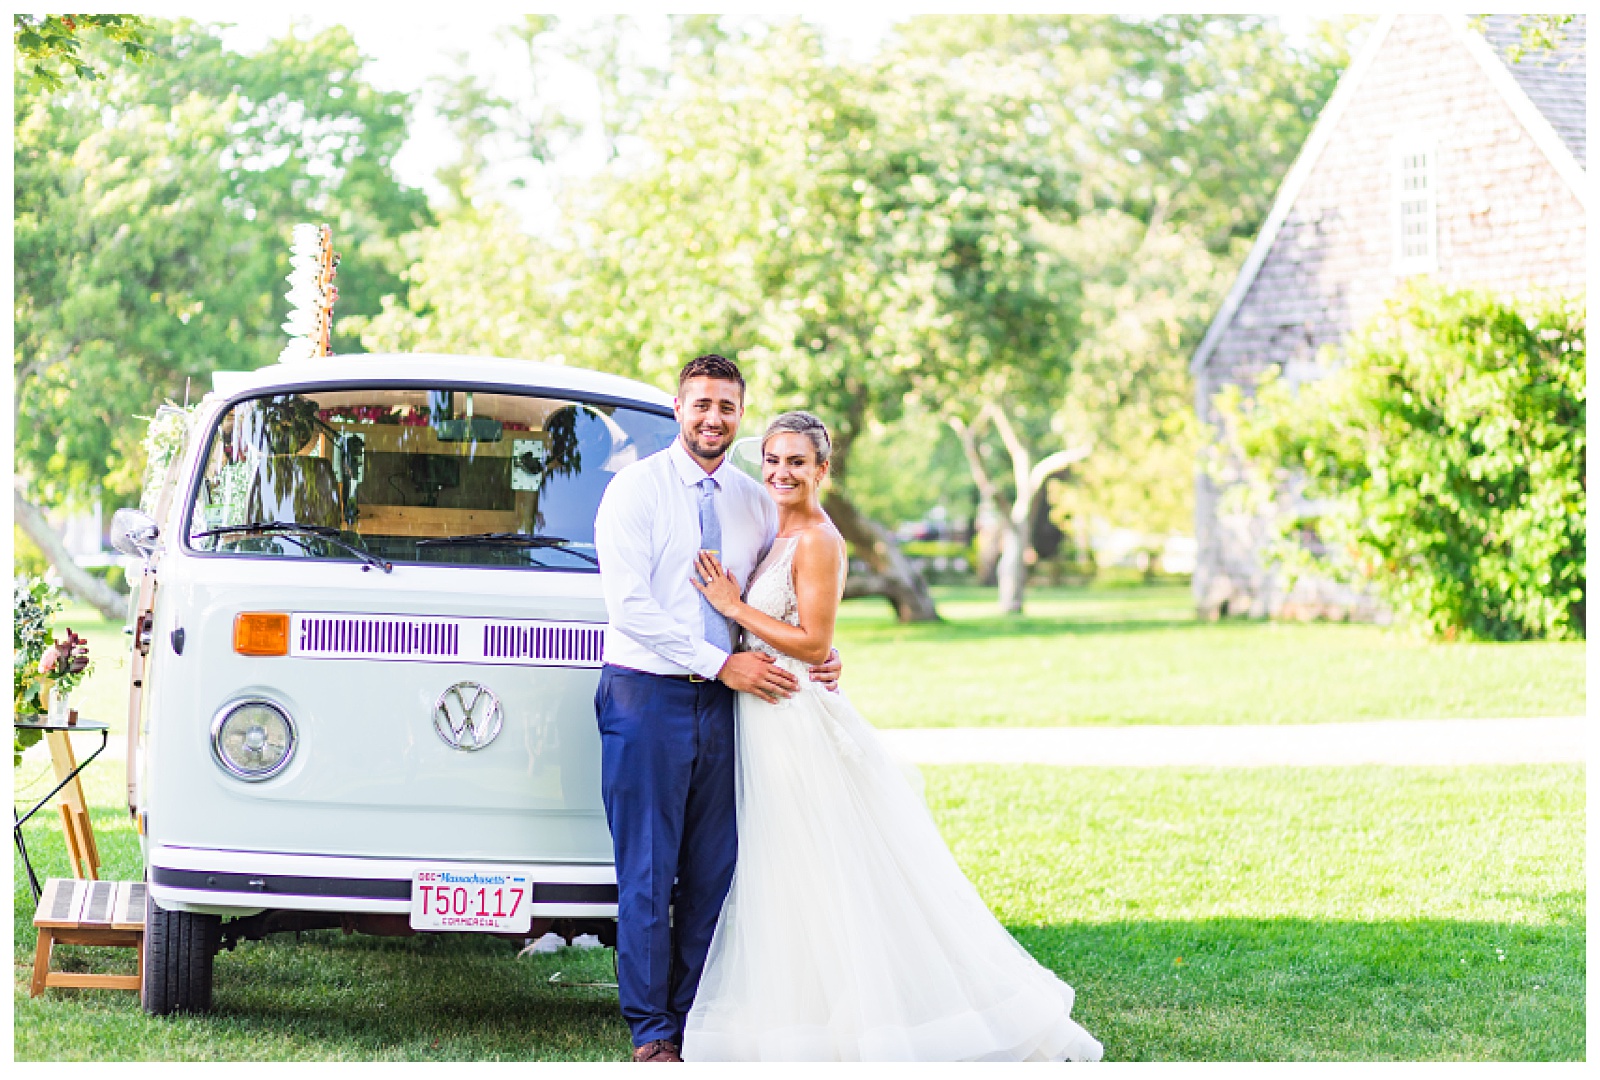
[679,354,745,400]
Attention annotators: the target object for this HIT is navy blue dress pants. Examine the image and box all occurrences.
[595,664,738,1048]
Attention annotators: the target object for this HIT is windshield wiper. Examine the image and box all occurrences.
[414,533,599,565]
[193,521,393,574]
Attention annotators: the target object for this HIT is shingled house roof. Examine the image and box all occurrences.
[1482,14,1586,167]
[1190,14,1587,374]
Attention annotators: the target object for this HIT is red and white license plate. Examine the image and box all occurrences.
[410,869,532,932]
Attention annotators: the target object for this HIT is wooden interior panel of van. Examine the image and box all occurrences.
[355,505,522,537]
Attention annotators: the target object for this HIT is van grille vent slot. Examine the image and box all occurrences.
[482,623,603,665]
[289,613,603,668]
[298,616,460,658]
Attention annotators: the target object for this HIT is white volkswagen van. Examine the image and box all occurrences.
[114,354,678,1014]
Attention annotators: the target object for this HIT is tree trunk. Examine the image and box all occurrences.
[823,490,940,623]
[996,512,1030,614]
[974,513,1002,586]
[948,413,1005,587]
[983,406,1094,617]
[14,489,128,621]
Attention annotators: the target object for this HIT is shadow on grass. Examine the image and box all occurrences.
[216,931,627,1059]
[14,821,628,1061]
[16,930,632,1062]
[1022,916,1584,1062]
[16,915,1583,1061]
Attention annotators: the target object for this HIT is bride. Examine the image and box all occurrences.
[683,411,1103,1062]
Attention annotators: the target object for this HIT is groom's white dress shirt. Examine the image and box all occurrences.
[595,437,777,680]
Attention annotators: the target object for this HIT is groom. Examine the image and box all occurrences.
[593,354,842,1062]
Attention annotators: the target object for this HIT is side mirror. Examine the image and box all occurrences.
[111,508,161,559]
[727,436,763,481]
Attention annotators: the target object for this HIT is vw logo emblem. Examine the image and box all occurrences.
[432,682,504,751]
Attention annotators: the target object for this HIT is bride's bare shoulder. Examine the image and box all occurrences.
[792,519,846,572]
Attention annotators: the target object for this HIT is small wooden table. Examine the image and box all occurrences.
[13,718,108,903]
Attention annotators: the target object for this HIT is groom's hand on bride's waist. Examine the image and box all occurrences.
[717,652,799,704]
[808,648,841,693]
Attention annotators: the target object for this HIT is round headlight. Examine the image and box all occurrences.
[211,700,296,780]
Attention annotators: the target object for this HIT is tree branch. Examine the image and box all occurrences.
[948,411,1010,518]
[823,489,940,623]
[13,487,128,621]
[985,405,1034,507]
[1029,442,1094,492]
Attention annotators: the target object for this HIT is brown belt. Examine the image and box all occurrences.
[610,665,713,684]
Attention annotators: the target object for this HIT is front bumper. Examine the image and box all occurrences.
[148,845,617,918]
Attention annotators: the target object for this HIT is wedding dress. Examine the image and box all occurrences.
[682,537,1104,1062]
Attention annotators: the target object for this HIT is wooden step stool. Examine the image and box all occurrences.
[32,878,146,996]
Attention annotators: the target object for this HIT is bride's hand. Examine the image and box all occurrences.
[693,551,743,616]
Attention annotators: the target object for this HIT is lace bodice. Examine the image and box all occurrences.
[739,533,846,666]
[741,538,801,662]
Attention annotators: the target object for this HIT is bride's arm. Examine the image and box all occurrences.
[694,529,843,665]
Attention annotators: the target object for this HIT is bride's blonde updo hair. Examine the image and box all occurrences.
[762,411,832,466]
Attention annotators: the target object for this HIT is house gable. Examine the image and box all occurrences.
[1191,14,1587,387]
[1189,14,1587,620]
[1480,14,1585,168]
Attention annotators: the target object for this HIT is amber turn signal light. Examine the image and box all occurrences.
[234,613,290,656]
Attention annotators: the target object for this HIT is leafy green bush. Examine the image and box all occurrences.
[1215,283,1585,640]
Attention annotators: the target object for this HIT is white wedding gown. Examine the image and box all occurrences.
[682,537,1104,1062]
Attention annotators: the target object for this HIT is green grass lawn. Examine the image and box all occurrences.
[14,760,1583,1061]
[835,585,1585,727]
[15,588,1583,1060]
[930,764,1584,1061]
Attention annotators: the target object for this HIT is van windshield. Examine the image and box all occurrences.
[185,387,678,572]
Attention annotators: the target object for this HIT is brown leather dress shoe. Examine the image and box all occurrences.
[631,1040,683,1062]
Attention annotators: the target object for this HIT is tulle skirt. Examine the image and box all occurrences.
[682,670,1103,1062]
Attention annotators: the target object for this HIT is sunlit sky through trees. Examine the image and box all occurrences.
[218,9,904,234]
[219,8,1320,235]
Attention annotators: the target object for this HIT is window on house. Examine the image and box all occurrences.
[1394,143,1437,274]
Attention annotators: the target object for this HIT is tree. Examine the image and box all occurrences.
[367,21,944,620]
[13,20,428,615]
[365,14,1350,619]
[1050,213,1231,553]
[839,405,975,535]
[355,200,565,360]
[562,16,658,162]
[667,15,732,75]
[426,16,577,206]
[1215,284,1585,640]
[886,15,1350,612]
[857,23,1097,612]
[13,14,151,90]
[572,22,949,618]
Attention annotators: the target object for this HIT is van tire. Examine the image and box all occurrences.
[141,893,221,1015]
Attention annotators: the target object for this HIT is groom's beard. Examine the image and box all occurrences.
[683,428,732,465]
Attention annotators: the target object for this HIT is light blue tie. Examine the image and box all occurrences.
[697,477,733,653]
